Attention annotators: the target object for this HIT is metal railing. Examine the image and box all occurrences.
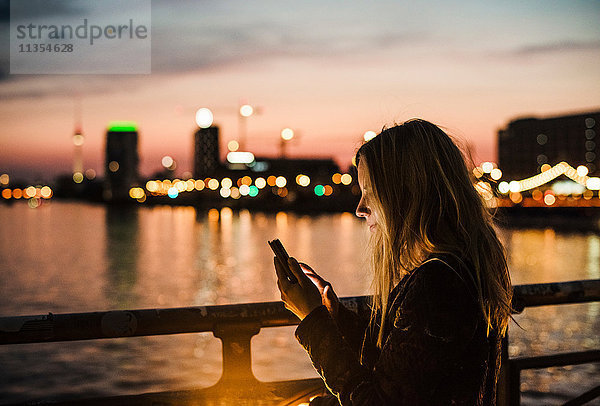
[1,280,599,405]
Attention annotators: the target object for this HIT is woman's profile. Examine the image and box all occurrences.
[274,119,513,405]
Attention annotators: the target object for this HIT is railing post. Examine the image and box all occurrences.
[508,362,521,406]
[212,321,261,383]
[497,334,510,406]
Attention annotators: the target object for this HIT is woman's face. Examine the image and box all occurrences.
[356,159,378,232]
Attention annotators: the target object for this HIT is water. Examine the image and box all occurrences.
[0,202,598,404]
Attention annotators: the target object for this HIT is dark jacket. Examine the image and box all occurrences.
[295,257,502,405]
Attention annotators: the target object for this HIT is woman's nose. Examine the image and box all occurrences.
[355,197,370,218]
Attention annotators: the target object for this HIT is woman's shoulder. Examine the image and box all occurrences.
[392,255,480,334]
[411,255,478,298]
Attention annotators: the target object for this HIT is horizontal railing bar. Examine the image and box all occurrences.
[0,279,598,345]
[510,349,600,370]
[562,385,600,406]
[511,279,600,312]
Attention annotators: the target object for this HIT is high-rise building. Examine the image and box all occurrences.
[498,111,600,180]
[104,121,139,201]
[194,126,221,179]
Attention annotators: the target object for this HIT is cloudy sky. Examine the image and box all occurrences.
[1,0,599,181]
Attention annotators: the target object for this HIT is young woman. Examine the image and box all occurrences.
[274,119,512,405]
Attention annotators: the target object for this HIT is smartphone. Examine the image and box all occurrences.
[268,239,298,283]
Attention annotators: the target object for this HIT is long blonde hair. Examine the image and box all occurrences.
[355,119,512,348]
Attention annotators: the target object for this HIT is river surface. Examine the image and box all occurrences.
[0,202,598,405]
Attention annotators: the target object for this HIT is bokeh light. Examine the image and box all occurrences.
[275,176,287,188]
[576,165,589,177]
[228,140,239,152]
[281,128,294,140]
[255,177,267,189]
[340,174,352,185]
[162,156,174,169]
[239,104,254,117]
[363,131,376,142]
[490,168,502,181]
[195,108,214,128]
[167,187,178,198]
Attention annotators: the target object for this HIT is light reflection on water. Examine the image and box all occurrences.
[0,202,598,404]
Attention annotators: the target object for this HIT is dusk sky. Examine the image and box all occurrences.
[1,0,599,181]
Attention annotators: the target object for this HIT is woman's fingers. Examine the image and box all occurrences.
[274,257,290,290]
[298,262,315,273]
[299,262,327,282]
[287,257,309,287]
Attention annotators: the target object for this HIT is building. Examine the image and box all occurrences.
[194,126,221,179]
[498,111,600,180]
[104,121,139,201]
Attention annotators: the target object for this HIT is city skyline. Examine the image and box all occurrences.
[1,0,599,181]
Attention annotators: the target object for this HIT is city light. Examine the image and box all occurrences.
[490,168,502,181]
[221,178,233,188]
[481,162,494,173]
[340,174,352,185]
[498,181,510,194]
[108,161,119,172]
[314,185,324,196]
[186,179,195,192]
[239,104,254,117]
[146,180,158,192]
[2,189,11,199]
[24,186,36,198]
[228,140,239,152]
[220,187,231,198]
[162,156,175,169]
[227,151,255,164]
[281,128,294,141]
[544,193,556,206]
[255,177,266,189]
[129,187,145,199]
[195,108,214,128]
[275,176,287,188]
[85,169,96,180]
[73,133,84,146]
[73,172,84,183]
[0,173,9,185]
[167,187,178,198]
[208,179,219,190]
[363,131,376,142]
[296,174,310,187]
[239,184,250,196]
[577,165,589,177]
[332,173,342,184]
[587,177,600,190]
[195,179,205,191]
[249,185,259,197]
[509,181,520,193]
[107,121,138,132]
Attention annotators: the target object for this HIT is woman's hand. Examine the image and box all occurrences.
[274,257,323,320]
[298,262,339,318]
